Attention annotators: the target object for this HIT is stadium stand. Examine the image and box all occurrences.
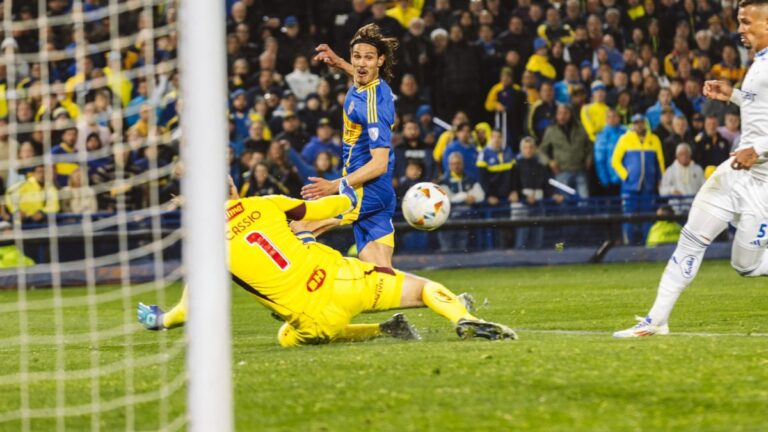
[0,0,745,264]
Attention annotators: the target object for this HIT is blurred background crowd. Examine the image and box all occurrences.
[0,0,747,246]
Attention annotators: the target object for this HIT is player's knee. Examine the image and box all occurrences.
[277,322,300,348]
[731,256,759,277]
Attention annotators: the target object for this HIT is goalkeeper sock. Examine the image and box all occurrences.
[422,281,477,324]
[335,324,382,342]
[162,287,189,329]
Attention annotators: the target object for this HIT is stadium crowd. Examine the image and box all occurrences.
[0,0,748,245]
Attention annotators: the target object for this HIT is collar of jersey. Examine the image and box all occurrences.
[355,79,380,93]
[757,47,768,58]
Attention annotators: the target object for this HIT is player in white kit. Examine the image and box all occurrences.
[614,0,768,337]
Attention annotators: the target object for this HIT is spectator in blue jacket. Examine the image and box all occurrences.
[229,88,250,142]
[645,88,683,130]
[612,113,666,245]
[300,118,341,169]
[553,63,580,105]
[593,109,625,196]
[477,129,515,206]
[438,152,485,252]
[442,122,479,179]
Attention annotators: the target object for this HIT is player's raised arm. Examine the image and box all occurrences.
[314,44,354,77]
[703,80,735,103]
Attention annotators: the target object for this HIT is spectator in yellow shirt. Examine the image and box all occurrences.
[525,38,557,84]
[5,165,60,224]
[580,81,610,142]
[386,0,421,28]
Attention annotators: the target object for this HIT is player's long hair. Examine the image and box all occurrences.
[349,24,398,82]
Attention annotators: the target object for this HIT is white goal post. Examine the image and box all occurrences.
[179,0,233,430]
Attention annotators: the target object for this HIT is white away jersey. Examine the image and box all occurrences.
[729,47,768,182]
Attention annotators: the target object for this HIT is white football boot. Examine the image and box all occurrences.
[613,316,670,338]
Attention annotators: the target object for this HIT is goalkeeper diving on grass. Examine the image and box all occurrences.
[137,178,516,346]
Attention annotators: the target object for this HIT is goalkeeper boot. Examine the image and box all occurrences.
[613,316,669,338]
[338,177,358,210]
[456,319,518,340]
[137,303,166,331]
[380,313,421,340]
[457,292,475,312]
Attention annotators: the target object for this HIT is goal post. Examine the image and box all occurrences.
[179,0,233,430]
[0,0,232,429]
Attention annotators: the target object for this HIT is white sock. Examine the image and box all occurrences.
[646,209,728,326]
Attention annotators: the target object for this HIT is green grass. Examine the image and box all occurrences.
[1,260,768,431]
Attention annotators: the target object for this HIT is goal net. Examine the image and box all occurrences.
[0,1,230,430]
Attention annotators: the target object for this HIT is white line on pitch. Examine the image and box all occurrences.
[519,329,768,338]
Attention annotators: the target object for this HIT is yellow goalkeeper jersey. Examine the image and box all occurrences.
[225,194,351,321]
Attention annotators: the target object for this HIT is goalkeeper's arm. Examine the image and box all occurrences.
[264,194,352,221]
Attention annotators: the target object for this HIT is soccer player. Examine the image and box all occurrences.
[138,179,516,346]
[294,24,398,268]
[614,0,768,337]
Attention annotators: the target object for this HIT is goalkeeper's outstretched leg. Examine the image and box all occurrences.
[138,267,516,345]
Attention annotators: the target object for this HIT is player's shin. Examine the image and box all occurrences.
[647,214,725,325]
[162,287,189,329]
[421,281,477,324]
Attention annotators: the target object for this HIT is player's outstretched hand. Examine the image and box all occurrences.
[301,176,341,200]
[730,147,759,170]
[314,44,341,68]
[703,80,733,101]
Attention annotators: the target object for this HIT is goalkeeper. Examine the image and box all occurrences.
[138,179,516,346]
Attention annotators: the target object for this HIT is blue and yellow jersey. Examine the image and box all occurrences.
[341,78,396,204]
[51,143,79,187]
[477,146,515,173]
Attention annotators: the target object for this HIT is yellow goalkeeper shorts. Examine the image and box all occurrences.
[277,258,404,347]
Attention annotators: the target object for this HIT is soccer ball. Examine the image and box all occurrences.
[401,182,451,231]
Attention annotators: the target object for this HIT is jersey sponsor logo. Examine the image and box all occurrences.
[225,211,261,240]
[368,127,379,141]
[306,267,327,292]
[371,276,385,308]
[680,255,698,278]
[226,202,244,221]
[245,231,290,270]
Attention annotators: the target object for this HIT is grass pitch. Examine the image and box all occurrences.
[1,260,767,431]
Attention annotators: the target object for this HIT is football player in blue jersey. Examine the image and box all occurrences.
[296,24,399,267]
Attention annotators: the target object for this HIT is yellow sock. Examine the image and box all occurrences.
[162,287,188,329]
[422,281,477,324]
[334,324,382,342]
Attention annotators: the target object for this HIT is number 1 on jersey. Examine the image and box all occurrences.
[245,231,291,270]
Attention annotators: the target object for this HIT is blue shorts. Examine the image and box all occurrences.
[340,185,395,252]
